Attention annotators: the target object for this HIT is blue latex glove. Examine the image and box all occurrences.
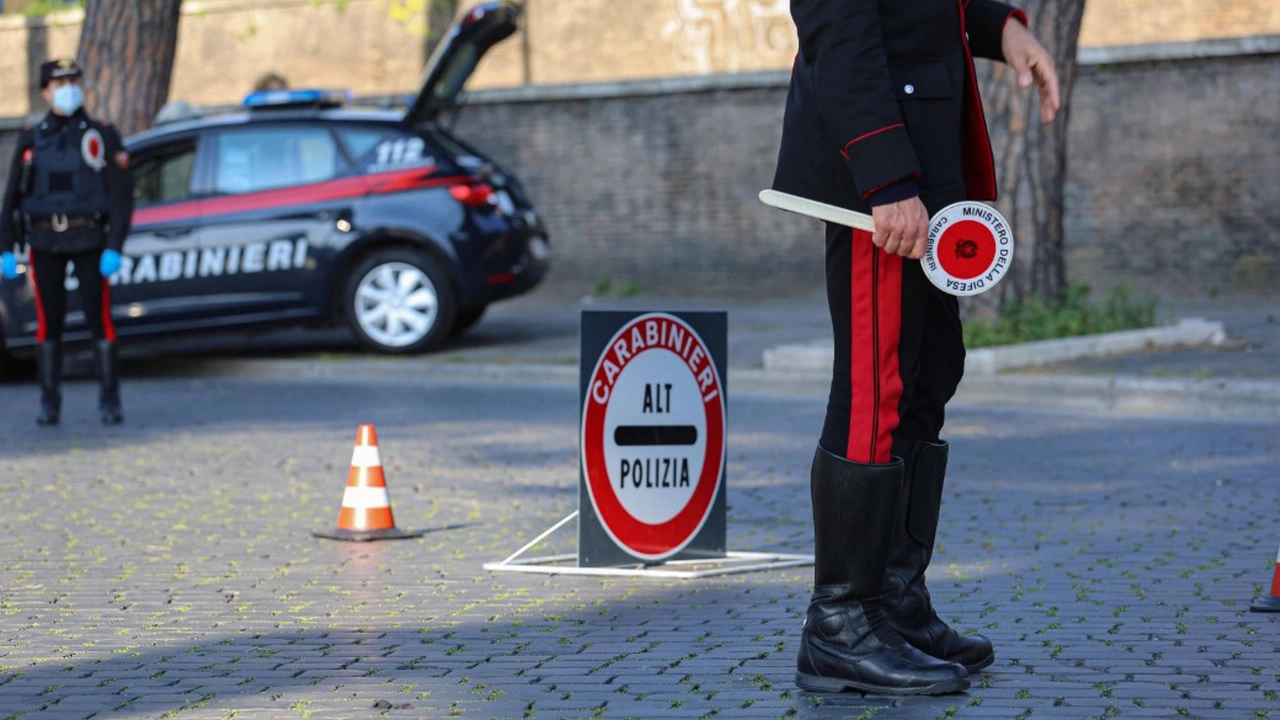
[1,252,16,280]
[99,249,122,277]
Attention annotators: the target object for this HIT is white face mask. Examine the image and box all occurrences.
[52,84,84,115]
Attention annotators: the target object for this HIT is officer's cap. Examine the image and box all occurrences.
[39,59,83,88]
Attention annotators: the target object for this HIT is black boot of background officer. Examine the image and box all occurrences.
[795,445,969,695]
[35,341,61,425]
[95,339,123,424]
[882,440,995,672]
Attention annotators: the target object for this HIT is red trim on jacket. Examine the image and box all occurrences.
[839,124,906,161]
[956,0,997,200]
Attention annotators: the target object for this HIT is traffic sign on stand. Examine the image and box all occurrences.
[484,309,812,579]
[578,310,727,566]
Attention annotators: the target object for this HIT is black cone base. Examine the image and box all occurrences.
[1250,594,1280,613]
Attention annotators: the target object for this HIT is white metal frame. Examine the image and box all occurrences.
[483,511,813,579]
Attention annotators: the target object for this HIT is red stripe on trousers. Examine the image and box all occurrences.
[27,248,47,343]
[846,229,904,464]
[101,279,116,341]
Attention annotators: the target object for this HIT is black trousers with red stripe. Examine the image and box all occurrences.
[820,225,965,465]
[28,247,117,343]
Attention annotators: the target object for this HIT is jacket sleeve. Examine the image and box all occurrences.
[790,0,921,201]
[964,0,1029,62]
[0,129,32,255]
[99,123,134,252]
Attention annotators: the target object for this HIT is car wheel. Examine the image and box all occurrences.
[451,304,487,337]
[343,248,456,354]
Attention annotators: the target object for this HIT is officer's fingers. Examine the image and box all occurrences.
[1035,59,1062,123]
[907,234,928,260]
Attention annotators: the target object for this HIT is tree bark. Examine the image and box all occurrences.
[76,0,183,136]
[973,0,1086,311]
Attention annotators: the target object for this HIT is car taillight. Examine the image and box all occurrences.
[449,182,495,208]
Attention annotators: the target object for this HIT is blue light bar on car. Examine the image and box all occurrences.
[242,88,353,108]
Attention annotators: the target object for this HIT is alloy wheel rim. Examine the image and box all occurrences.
[354,261,438,348]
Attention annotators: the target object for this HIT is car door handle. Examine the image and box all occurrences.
[153,228,194,239]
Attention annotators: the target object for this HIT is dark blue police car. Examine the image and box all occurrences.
[0,1,548,358]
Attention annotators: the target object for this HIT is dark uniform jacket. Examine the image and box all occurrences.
[0,109,133,255]
[772,0,1026,216]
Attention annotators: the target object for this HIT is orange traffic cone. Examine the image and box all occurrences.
[313,424,424,541]
[1251,543,1280,612]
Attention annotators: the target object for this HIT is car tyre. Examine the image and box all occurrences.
[343,247,456,354]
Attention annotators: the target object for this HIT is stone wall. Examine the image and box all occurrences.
[443,41,1280,299]
[1,41,1275,300]
[1064,41,1280,297]
[3,0,1280,117]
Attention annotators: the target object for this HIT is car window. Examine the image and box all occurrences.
[214,127,339,195]
[339,128,386,161]
[339,127,434,174]
[131,141,196,206]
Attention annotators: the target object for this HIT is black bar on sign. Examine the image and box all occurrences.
[614,425,698,446]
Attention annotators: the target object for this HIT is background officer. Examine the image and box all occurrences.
[0,59,134,426]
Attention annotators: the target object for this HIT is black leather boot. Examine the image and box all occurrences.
[883,440,994,672]
[36,342,61,426]
[796,445,969,695]
[95,339,124,425]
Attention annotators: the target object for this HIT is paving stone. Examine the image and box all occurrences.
[1,375,1277,719]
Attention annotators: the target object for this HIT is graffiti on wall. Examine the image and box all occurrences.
[662,0,794,73]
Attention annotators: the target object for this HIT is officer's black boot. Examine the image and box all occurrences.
[95,339,123,425]
[882,440,994,672]
[35,341,61,426]
[795,445,969,695]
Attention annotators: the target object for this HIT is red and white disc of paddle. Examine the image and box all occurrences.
[923,202,1014,296]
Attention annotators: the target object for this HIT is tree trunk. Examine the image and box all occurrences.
[973,0,1086,311]
[76,0,183,137]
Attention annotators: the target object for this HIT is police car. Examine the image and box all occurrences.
[0,0,548,358]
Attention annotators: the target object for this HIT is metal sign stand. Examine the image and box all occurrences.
[483,511,813,580]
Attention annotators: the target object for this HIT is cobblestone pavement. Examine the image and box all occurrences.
[1,370,1277,720]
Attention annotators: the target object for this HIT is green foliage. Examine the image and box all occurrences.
[592,279,645,298]
[964,284,1158,349]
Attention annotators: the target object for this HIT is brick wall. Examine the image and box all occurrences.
[451,43,1280,298]
[2,43,1276,300]
[454,76,820,296]
[1064,43,1280,297]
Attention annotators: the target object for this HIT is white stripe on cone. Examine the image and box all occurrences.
[350,445,382,468]
[342,486,391,509]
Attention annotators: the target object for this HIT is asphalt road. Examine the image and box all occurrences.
[1,366,1277,719]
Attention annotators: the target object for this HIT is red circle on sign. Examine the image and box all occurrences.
[581,313,725,561]
[936,220,997,280]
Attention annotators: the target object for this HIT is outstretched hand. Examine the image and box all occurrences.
[1002,19,1061,124]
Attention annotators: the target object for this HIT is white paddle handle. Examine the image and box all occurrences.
[758,189,877,233]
